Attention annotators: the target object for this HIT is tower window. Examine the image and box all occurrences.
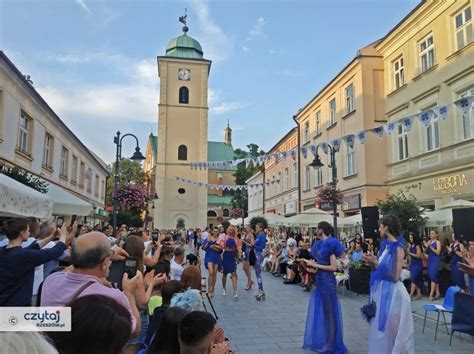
[207,210,217,217]
[179,86,189,104]
[178,145,188,160]
[178,188,186,194]
[223,208,229,217]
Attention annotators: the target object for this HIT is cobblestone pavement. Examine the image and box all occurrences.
[199,262,473,354]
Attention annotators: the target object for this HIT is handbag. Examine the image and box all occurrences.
[360,300,376,323]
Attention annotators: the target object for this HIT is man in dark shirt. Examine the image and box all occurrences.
[0,218,71,306]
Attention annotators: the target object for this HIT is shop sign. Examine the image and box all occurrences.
[284,201,296,215]
[432,173,468,195]
[342,194,361,211]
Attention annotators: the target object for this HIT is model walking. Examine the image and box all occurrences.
[253,223,267,300]
[302,221,347,353]
[241,224,255,290]
[201,227,222,298]
[447,232,465,290]
[407,233,423,300]
[363,214,414,354]
[222,226,240,298]
[426,230,441,301]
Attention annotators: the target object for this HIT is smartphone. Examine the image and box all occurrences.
[151,230,159,242]
[124,257,138,279]
[70,215,77,227]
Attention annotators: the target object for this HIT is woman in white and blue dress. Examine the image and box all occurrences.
[363,214,414,354]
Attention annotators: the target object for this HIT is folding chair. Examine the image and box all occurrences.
[449,292,474,345]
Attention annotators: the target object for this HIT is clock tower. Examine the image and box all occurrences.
[154,23,211,229]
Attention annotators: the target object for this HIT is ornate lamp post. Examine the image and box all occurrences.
[112,131,145,231]
[309,144,338,238]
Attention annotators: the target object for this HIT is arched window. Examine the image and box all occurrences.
[179,86,189,104]
[176,218,185,228]
[223,208,229,217]
[207,210,217,217]
[178,145,187,160]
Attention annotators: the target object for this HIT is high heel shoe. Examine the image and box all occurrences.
[222,290,227,296]
[233,292,238,298]
[244,281,254,291]
[255,291,265,301]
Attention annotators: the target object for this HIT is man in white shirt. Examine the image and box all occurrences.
[170,247,185,281]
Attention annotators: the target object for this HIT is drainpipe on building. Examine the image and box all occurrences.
[261,165,266,214]
[292,114,301,214]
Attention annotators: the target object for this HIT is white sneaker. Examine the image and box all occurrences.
[223,290,227,296]
[234,292,238,298]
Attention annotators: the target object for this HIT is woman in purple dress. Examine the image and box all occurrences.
[407,233,423,300]
[302,221,347,354]
[447,232,466,290]
[425,230,441,301]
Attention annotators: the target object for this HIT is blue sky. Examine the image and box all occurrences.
[1,0,419,163]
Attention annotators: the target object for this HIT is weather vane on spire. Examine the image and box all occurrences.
[179,8,187,26]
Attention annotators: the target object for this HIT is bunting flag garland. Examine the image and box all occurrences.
[187,98,472,169]
[175,176,278,190]
[417,110,434,127]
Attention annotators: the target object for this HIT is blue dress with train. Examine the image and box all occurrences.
[409,245,422,288]
[303,237,347,354]
[427,241,440,283]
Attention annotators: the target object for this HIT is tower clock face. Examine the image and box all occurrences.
[178,68,191,81]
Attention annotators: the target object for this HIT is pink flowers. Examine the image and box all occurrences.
[316,183,344,205]
[116,184,148,210]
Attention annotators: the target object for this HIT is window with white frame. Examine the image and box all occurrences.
[345,144,356,176]
[315,110,321,134]
[60,147,69,177]
[71,156,78,182]
[95,175,99,196]
[314,167,323,187]
[277,172,282,193]
[397,123,409,160]
[461,88,474,139]
[329,99,336,126]
[18,111,32,153]
[392,56,405,90]
[293,162,298,188]
[455,6,472,50]
[419,35,435,72]
[345,84,354,114]
[284,168,289,191]
[42,133,53,167]
[102,180,105,199]
[303,121,310,143]
[426,111,440,151]
[304,166,310,190]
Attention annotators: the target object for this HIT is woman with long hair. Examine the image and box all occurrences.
[253,223,267,300]
[181,265,202,291]
[201,227,222,298]
[363,214,414,354]
[302,221,347,353]
[146,307,187,354]
[222,226,241,298]
[407,233,423,300]
[241,224,255,290]
[447,232,466,290]
[425,230,441,301]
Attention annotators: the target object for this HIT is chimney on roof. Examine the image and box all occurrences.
[224,120,232,145]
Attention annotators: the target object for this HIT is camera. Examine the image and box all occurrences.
[151,230,159,242]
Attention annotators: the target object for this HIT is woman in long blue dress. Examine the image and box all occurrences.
[202,227,223,298]
[407,233,423,300]
[363,214,414,354]
[447,232,465,290]
[303,221,347,354]
[221,226,240,298]
[425,230,441,301]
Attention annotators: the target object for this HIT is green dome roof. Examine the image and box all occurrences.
[165,26,203,59]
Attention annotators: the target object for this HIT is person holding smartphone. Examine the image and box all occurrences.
[446,232,466,290]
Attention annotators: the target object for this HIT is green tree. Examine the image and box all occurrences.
[230,144,265,217]
[375,191,425,236]
[106,159,145,205]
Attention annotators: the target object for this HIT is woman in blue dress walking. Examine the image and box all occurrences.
[447,232,465,290]
[202,227,223,298]
[425,230,441,301]
[302,221,347,353]
[407,233,423,300]
[221,226,241,298]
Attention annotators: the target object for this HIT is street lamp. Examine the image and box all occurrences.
[112,131,146,231]
[309,143,338,238]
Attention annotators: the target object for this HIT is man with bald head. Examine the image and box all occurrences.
[41,231,141,337]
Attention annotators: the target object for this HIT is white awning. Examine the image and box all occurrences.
[263,213,286,226]
[423,209,452,227]
[0,173,53,218]
[44,182,93,216]
[438,199,474,210]
[284,208,332,227]
[339,213,362,227]
[229,218,241,226]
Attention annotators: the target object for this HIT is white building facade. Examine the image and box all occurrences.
[246,171,264,218]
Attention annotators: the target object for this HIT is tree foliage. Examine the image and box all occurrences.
[231,144,265,216]
[0,164,49,193]
[375,191,425,236]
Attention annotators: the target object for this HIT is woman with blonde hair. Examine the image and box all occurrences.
[221,225,241,298]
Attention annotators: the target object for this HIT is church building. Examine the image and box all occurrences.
[144,21,236,229]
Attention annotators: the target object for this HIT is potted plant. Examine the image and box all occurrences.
[316,183,344,205]
[348,260,371,295]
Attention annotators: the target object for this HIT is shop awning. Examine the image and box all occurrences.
[0,173,53,218]
[44,182,93,216]
[263,213,287,226]
[339,213,362,227]
[438,199,474,210]
[229,218,242,226]
[423,209,452,227]
[284,208,332,227]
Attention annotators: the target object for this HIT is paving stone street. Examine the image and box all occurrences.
[201,262,473,354]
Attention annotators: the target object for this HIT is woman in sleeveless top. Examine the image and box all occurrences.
[426,230,441,301]
[241,224,255,290]
[447,232,465,290]
[407,233,423,300]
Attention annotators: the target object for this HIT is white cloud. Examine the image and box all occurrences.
[268,49,276,55]
[208,89,248,115]
[242,45,249,52]
[74,0,92,15]
[247,17,267,40]
[188,0,233,62]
